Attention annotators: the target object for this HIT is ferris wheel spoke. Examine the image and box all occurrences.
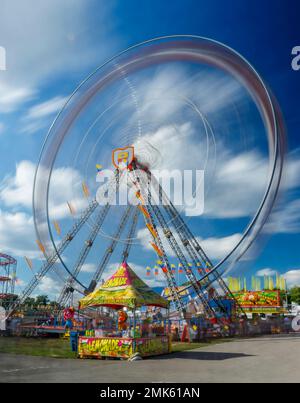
[57,169,125,307]
[57,203,112,307]
[121,207,140,262]
[138,169,216,317]
[149,172,245,316]
[7,170,121,316]
[129,167,187,316]
[87,205,134,294]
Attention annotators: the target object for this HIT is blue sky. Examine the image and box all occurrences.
[0,0,300,298]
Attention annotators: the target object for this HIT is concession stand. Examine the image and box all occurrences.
[78,262,171,360]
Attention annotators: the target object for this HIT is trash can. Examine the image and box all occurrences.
[70,331,78,352]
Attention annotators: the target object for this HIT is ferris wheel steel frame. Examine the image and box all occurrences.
[7,36,285,321]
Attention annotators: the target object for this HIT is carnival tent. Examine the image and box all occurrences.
[79,262,169,310]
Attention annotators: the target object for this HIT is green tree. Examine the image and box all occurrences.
[23,297,35,306]
[289,287,300,305]
[35,295,50,306]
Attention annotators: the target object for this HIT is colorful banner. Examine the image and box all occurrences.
[79,337,133,358]
[232,290,281,308]
[163,286,189,299]
[78,336,170,359]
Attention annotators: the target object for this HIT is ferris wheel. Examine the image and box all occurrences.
[7,36,285,320]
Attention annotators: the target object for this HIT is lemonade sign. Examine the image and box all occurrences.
[78,336,171,358]
[78,337,133,358]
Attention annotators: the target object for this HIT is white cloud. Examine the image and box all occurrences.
[34,276,61,299]
[133,115,300,226]
[133,122,268,219]
[0,160,86,219]
[198,233,243,261]
[20,95,69,134]
[0,209,39,259]
[126,67,300,225]
[0,160,35,208]
[137,227,242,262]
[131,66,243,124]
[265,199,300,234]
[0,82,35,113]
[0,122,4,136]
[0,0,117,113]
[283,270,300,288]
[26,96,68,120]
[256,268,278,277]
[281,152,300,190]
[81,263,96,274]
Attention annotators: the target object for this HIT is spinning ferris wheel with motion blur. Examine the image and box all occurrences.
[7,36,285,321]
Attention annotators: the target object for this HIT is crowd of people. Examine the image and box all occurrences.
[171,315,297,342]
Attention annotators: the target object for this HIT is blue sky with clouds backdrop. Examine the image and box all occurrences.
[0,0,300,299]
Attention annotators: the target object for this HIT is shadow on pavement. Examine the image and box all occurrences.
[152,351,254,361]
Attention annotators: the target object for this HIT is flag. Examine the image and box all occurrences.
[146,266,151,276]
[276,272,280,289]
[67,201,76,216]
[82,181,90,198]
[178,263,183,273]
[280,276,286,291]
[53,220,61,236]
[36,240,46,255]
[255,277,261,291]
[24,256,33,270]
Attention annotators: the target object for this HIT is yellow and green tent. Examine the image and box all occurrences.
[79,262,169,310]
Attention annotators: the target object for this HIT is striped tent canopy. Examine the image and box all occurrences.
[79,262,169,310]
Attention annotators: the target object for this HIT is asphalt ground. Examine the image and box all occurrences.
[1,335,300,383]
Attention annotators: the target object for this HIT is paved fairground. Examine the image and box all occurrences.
[1,335,300,383]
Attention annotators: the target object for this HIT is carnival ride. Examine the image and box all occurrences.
[6,37,285,331]
[8,162,235,321]
[0,253,17,307]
